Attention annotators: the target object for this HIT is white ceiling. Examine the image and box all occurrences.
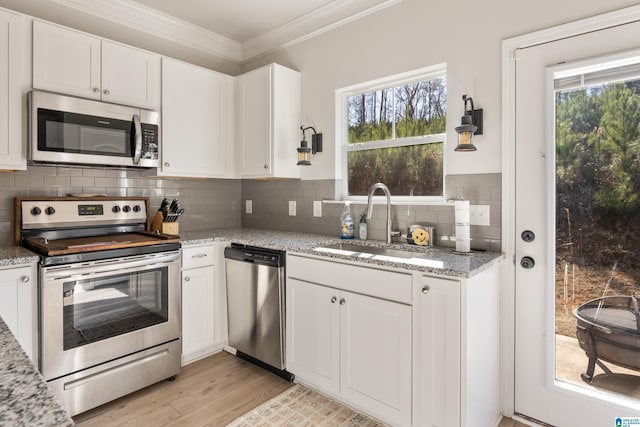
[124,0,403,62]
[132,0,338,43]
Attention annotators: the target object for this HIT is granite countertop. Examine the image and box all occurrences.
[0,246,40,267]
[180,228,504,278]
[0,317,74,426]
[1,228,503,278]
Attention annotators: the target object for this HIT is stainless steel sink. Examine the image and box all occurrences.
[313,242,443,268]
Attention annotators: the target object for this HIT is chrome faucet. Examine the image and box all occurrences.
[366,182,399,244]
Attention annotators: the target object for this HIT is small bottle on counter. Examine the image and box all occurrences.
[340,201,355,239]
[358,211,368,240]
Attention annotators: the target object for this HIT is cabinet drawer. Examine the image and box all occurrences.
[182,245,215,269]
[287,254,412,304]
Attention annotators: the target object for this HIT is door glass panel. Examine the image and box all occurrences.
[63,267,168,350]
[555,56,640,399]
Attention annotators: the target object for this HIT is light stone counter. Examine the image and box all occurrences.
[0,316,74,426]
[180,228,503,278]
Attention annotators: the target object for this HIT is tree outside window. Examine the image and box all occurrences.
[341,67,446,199]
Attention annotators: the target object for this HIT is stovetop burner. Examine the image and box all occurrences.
[16,196,181,264]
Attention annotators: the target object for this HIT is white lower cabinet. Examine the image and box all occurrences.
[181,244,226,365]
[415,264,502,427]
[288,253,502,427]
[286,255,412,426]
[0,263,37,363]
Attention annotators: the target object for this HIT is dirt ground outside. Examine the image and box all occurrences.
[555,217,640,337]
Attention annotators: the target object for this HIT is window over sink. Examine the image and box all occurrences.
[336,64,446,202]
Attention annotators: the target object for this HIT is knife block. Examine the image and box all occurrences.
[161,221,179,235]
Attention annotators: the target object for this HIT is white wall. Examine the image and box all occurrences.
[242,0,639,180]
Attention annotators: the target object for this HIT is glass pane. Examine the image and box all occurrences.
[555,76,640,398]
[63,268,168,350]
[395,77,447,138]
[347,143,443,196]
[347,89,394,143]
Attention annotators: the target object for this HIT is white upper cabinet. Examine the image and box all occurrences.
[0,9,28,170]
[236,63,300,178]
[33,20,160,110]
[160,58,234,178]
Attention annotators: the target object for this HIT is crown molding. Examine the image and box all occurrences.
[50,0,243,63]
[48,0,402,64]
[241,0,404,62]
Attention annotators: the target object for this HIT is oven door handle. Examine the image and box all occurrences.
[43,252,180,280]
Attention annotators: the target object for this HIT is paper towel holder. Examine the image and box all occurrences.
[454,94,483,152]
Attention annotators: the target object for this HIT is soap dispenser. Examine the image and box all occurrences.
[340,201,355,239]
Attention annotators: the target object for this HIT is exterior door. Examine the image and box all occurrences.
[514,16,640,426]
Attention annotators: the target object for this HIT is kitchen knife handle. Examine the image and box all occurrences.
[133,114,142,165]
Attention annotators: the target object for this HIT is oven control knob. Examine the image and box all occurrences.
[45,207,55,215]
[133,205,141,212]
[112,206,121,213]
[122,205,131,213]
[30,207,41,216]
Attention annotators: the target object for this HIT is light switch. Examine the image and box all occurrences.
[245,200,252,214]
[289,201,296,216]
[469,205,490,226]
[313,201,322,217]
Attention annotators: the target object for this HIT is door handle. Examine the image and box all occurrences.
[132,114,142,165]
[520,256,535,269]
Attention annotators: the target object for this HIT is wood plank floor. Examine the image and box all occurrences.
[74,350,530,426]
[73,351,292,426]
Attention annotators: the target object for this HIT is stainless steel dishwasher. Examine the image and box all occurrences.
[224,244,293,381]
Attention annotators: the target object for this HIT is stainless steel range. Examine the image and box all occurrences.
[16,196,182,417]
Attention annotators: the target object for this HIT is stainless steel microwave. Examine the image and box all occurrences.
[29,90,160,168]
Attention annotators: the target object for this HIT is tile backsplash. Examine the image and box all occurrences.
[5,166,501,252]
[3,164,241,246]
[242,174,502,251]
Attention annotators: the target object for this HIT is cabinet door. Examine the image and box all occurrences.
[0,9,27,170]
[236,66,272,176]
[101,40,160,109]
[181,266,215,364]
[0,265,36,362]
[286,278,340,394]
[416,276,461,427]
[340,291,412,426]
[161,58,231,177]
[33,20,101,100]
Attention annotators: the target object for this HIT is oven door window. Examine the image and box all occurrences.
[38,108,134,157]
[63,267,168,350]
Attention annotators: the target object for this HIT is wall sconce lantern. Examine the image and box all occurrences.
[297,126,323,165]
[454,94,483,152]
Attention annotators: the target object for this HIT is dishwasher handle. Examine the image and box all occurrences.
[224,245,284,268]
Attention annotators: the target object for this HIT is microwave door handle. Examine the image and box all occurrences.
[132,113,142,165]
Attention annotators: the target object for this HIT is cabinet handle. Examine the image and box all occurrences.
[192,253,208,259]
[103,89,110,96]
[422,285,430,294]
[184,276,190,282]
[264,163,269,169]
[339,298,345,305]
[20,276,30,283]
[93,87,100,94]
[331,296,337,303]
[164,162,171,167]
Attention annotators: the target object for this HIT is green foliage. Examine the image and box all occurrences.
[348,143,443,196]
[556,82,640,221]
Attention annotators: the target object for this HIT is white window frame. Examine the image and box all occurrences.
[335,63,447,203]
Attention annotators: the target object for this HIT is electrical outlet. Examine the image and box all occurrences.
[469,205,490,226]
[245,200,252,214]
[313,201,322,217]
[289,201,296,216]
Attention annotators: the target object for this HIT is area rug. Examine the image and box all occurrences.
[226,384,389,426]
